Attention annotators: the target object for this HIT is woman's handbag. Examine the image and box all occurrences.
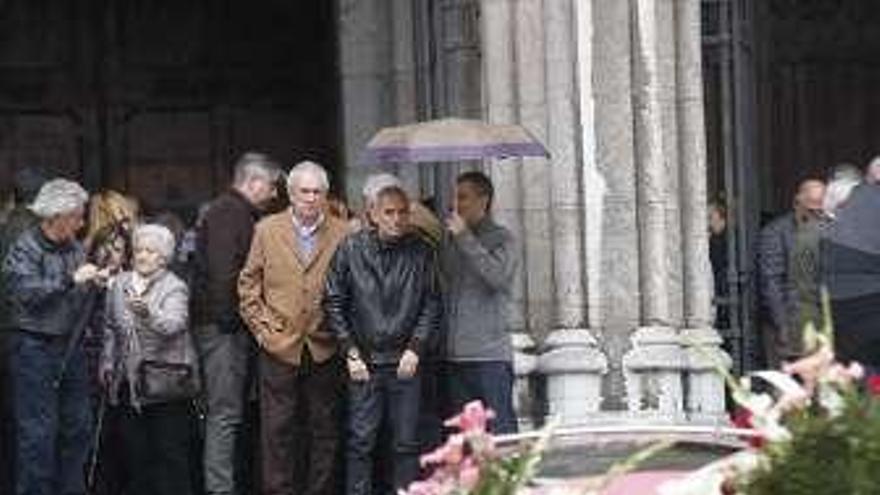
[136,359,199,401]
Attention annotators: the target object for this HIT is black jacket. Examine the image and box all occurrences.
[323,229,441,365]
[2,226,88,337]
[192,189,260,330]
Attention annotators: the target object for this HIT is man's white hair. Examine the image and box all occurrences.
[362,173,403,208]
[287,161,330,192]
[29,178,89,219]
[133,224,177,262]
[824,164,863,217]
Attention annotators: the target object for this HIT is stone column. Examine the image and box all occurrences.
[390,0,422,196]
[676,0,729,422]
[479,0,528,334]
[338,0,394,204]
[622,0,685,422]
[537,0,607,426]
[515,0,554,341]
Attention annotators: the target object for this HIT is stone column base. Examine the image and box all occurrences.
[537,328,608,426]
[681,327,731,424]
[623,326,686,422]
[512,332,537,431]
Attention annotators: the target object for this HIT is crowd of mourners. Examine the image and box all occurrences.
[0,153,520,495]
[716,159,880,374]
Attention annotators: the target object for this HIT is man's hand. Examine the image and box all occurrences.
[127,296,149,318]
[347,356,370,382]
[446,212,467,236]
[397,349,419,379]
[98,367,115,391]
[347,352,370,382]
[73,263,101,285]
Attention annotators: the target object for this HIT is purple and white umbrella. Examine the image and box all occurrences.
[358,118,549,165]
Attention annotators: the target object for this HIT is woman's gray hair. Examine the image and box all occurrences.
[362,173,403,208]
[133,224,177,262]
[287,161,330,192]
[29,178,89,219]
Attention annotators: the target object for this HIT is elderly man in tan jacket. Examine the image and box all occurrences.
[238,161,348,495]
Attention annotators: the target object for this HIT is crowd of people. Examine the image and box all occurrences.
[0,152,520,495]
[756,159,880,372]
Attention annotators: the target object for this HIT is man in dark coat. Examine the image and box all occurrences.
[324,183,441,495]
[823,184,880,370]
[757,178,825,368]
[192,152,280,495]
[3,178,106,495]
[0,166,46,494]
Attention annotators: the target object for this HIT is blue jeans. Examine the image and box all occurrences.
[346,366,421,495]
[446,361,518,434]
[9,331,93,495]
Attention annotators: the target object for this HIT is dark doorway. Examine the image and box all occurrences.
[703,0,880,373]
[0,0,340,218]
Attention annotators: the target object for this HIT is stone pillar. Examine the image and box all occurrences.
[515,0,554,340]
[479,0,528,333]
[676,0,729,422]
[390,0,422,195]
[623,0,685,421]
[538,0,608,424]
[338,0,394,204]
[538,330,608,425]
[512,333,537,431]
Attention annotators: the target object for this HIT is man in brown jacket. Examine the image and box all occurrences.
[238,161,348,495]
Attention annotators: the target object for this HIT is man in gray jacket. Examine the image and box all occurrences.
[442,171,519,433]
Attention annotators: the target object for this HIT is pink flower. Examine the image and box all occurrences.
[444,400,496,433]
[458,458,482,491]
[848,362,865,380]
[402,479,442,495]
[420,434,465,467]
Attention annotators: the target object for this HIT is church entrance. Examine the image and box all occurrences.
[0,0,340,218]
[704,0,880,372]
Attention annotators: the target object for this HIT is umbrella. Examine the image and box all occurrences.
[823,184,880,367]
[358,118,549,165]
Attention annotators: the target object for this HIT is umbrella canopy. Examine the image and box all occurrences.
[358,117,549,165]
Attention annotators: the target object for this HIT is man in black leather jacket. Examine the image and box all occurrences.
[324,184,440,495]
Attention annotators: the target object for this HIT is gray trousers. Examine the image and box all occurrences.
[197,324,256,495]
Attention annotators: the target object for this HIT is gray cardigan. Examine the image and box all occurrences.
[100,269,198,408]
[441,218,519,362]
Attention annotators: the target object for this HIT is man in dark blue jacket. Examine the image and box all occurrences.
[324,183,440,495]
[3,178,106,495]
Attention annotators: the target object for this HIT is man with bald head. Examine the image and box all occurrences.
[757,177,826,368]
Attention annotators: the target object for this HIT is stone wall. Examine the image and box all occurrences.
[336,0,726,423]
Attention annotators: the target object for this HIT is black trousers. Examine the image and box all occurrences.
[346,366,421,495]
[119,400,194,495]
[259,350,342,495]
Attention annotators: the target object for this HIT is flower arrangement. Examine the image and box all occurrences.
[404,401,550,495]
[662,296,880,495]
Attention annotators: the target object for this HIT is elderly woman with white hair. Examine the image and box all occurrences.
[2,178,104,495]
[100,223,199,495]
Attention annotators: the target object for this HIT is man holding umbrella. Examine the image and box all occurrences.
[442,171,520,433]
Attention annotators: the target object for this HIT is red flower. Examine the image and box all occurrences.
[867,375,880,396]
[730,408,766,449]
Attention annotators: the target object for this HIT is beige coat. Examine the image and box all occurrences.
[238,209,348,366]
